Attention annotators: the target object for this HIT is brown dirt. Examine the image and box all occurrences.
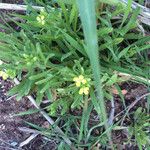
[2,0,24,4]
[0,78,56,150]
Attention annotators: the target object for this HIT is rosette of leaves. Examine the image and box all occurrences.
[0,1,149,116]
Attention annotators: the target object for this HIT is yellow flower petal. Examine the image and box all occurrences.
[76,81,81,87]
[79,88,84,95]
[84,89,89,95]
[73,77,78,82]
[81,79,87,84]
[36,16,41,21]
[41,15,45,20]
[83,87,89,95]
[41,20,45,25]
[3,75,8,80]
[2,72,8,80]
[84,87,89,91]
[78,75,84,80]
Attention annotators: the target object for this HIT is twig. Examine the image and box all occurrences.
[121,92,150,125]
[19,133,38,147]
[18,127,57,147]
[137,23,145,36]
[18,127,42,134]
[13,78,72,147]
[118,72,150,84]
[6,94,18,101]
[121,0,150,16]
[120,0,150,25]
[0,146,21,150]
[0,3,44,11]
[0,139,21,150]
[0,1,149,25]
[108,98,115,126]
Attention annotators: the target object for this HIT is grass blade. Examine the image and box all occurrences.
[77,0,112,146]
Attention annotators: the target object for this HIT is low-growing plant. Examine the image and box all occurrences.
[0,0,149,149]
[128,108,150,150]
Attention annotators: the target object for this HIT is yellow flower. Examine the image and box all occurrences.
[40,8,45,13]
[36,15,45,25]
[73,75,84,82]
[81,79,87,84]
[79,88,84,95]
[73,77,78,82]
[73,75,84,87]
[73,75,91,93]
[2,73,8,80]
[79,87,89,95]
[0,71,9,80]
[78,75,84,80]
[0,71,3,76]
[76,81,81,87]
[83,87,89,95]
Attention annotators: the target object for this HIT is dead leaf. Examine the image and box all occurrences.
[111,87,128,95]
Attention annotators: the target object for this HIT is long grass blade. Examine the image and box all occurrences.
[76,0,112,146]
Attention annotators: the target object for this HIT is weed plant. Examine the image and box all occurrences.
[0,0,149,149]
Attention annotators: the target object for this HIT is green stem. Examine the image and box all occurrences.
[78,96,88,143]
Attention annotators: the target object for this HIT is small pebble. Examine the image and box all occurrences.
[0,124,5,130]
[10,141,18,147]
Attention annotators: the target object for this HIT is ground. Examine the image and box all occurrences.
[0,78,56,150]
[0,79,148,149]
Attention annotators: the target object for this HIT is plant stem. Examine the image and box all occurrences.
[78,96,88,143]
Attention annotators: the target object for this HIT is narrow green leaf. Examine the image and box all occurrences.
[98,27,113,37]
[77,0,112,144]
[121,8,140,35]
[57,0,69,23]
[35,76,53,85]
[13,109,39,116]
[40,82,50,93]
[63,32,86,56]
[77,0,104,110]
[121,0,132,26]
[69,4,78,24]
[118,46,131,59]
[29,71,51,80]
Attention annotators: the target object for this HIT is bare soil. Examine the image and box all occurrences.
[0,78,56,150]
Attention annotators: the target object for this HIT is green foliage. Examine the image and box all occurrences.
[129,108,150,150]
[0,0,149,149]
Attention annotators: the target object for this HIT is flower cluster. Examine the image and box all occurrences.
[36,15,45,25]
[73,75,91,95]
